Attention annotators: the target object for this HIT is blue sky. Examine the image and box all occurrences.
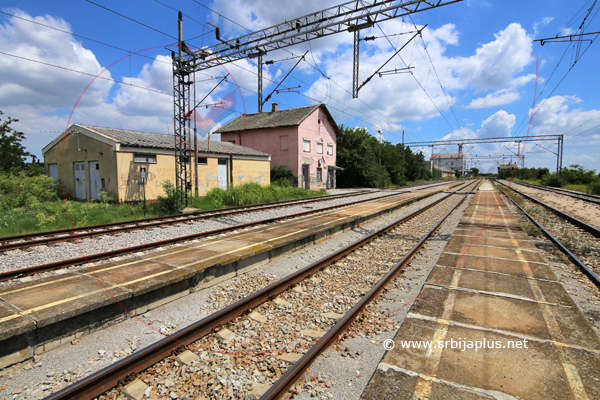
[1,0,599,173]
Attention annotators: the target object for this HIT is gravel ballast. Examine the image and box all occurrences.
[0,190,462,399]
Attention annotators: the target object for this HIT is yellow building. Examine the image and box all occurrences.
[42,124,271,202]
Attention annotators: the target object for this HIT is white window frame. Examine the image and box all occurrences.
[133,154,157,163]
[303,138,311,152]
[327,143,333,156]
[317,141,323,154]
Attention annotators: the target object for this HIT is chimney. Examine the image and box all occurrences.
[271,103,278,112]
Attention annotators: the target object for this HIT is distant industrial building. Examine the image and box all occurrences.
[498,163,518,171]
[217,103,342,189]
[430,152,465,171]
[42,125,271,202]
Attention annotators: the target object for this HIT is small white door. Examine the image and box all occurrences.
[89,161,101,200]
[218,159,228,189]
[74,162,86,199]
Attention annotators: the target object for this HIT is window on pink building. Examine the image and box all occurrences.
[317,141,323,154]
[327,143,333,156]
[303,139,311,152]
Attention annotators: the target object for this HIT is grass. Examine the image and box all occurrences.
[0,200,147,237]
[562,183,589,194]
[0,182,327,237]
[201,182,326,208]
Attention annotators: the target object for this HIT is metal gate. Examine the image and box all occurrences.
[218,159,228,189]
[74,162,86,200]
[89,161,101,200]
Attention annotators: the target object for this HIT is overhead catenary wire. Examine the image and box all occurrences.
[179,2,417,141]
[0,51,173,97]
[0,10,220,81]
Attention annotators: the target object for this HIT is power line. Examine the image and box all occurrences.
[0,51,173,97]
[0,9,220,82]
[84,0,177,40]
[178,2,429,141]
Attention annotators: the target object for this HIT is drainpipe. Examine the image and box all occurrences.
[229,154,233,188]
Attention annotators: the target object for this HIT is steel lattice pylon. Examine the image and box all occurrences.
[172,1,465,204]
[172,50,194,207]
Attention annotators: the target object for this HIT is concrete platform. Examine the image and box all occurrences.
[362,183,600,400]
[0,184,460,369]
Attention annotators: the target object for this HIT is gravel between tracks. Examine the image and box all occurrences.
[499,186,600,339]
[0,190,408,282]
[501,186,600,282]
[500,180,600,230]
[0,188,467,400]
[98,191,467,400]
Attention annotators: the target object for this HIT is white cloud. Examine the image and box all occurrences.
[478,110,515,138]
[0,10,113,110]
[450,23,534,91]
[467,89,521,109]
[533,16,554,36]
[532,96,600,144]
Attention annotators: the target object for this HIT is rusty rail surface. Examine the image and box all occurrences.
[493,181,600,289]
[1,182,468,283]
[43,180,479,400]
[494,180,600,238]
[0,181,459,253]
[499,179,600,206]
[261,181,477,399]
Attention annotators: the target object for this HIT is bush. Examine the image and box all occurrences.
[271,165,294,185]
[155,181,183,214]
[541,173,565,188]
[0,171,58,210]
[590,182,600,195]
[206,182,324,207]
[272,178,291,187]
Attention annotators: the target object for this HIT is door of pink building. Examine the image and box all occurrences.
[301,164,310,189]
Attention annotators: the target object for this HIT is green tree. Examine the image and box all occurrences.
[455,169,462,179]
[0,111,30,172]
[471,167,479,177]
[336,125,380,188]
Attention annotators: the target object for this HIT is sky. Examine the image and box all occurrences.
[1,0,599,174]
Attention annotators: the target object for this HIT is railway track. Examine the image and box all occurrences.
[0,190,375,253]
[45,180,480,400]
[493,179,600,237]
[493,180,600,288]
[502,179,600,206]
[0,181,452,253]
[0,181,469,283]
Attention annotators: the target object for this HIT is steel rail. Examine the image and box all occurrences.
[494,180,600,238]
[0,190,377,252]
[261,185,474,399]
[43,181,479,400]
[0,181,454,252]
[0,182,468,283]
[502,179,600,206]
[493,181,600,288]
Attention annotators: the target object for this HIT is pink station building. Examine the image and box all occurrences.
[217,104,342,189]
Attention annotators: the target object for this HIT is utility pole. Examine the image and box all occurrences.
[173,1,465,198]
[258,54,263,112]
[429,145,434,180]
[401,129,405,162]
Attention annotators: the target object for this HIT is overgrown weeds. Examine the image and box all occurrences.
[206,182,325,208]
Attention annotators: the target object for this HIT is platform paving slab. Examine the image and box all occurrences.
[436,253,557,281]
[0,185,453,368]
[362,188,600,400]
